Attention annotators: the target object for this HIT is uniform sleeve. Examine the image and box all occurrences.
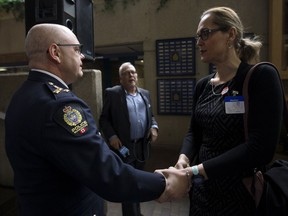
[42,97,165,202]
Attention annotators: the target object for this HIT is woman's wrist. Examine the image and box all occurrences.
[197,164,208,180]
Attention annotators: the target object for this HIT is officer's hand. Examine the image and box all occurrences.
[155,167,191,203]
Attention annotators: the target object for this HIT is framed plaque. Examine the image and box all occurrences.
[156,37,196,76]
[157,78,196,115]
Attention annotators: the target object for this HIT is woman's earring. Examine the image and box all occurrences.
[227,41,232,48]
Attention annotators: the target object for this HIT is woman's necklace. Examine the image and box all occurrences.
[210,82,229,95]
[210,73,230,96]
[211,82,229,96]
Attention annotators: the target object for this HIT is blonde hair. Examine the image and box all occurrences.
[201,7,262,63]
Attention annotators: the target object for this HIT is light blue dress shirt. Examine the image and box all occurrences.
[126,92,147,140]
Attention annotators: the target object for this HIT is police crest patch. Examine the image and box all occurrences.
[63,106,82,126]
[54,103,89,136]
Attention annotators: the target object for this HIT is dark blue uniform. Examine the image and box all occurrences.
[5,70,165,216]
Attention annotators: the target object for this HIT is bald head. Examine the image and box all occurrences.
[24,23,84,84]
[25,23,77,59]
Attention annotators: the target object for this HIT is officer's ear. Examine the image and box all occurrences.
[47,43,61,63]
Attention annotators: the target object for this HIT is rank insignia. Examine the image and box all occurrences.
[54,103,89,136]
[48,82,70,94]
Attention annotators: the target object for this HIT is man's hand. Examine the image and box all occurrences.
[109,137,122,150]
[148,128,158,143]
[155,167,191,203]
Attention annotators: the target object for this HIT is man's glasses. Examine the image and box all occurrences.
[121,70,137,76]
[56,43,83,55]
[195,28,225,41]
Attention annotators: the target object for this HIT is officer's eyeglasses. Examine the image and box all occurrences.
[195,28,225,41]
[56,43,83,55]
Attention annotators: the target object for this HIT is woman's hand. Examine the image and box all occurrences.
[175,154,190,169]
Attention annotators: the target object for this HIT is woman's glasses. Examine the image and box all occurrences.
[195,28,225,41]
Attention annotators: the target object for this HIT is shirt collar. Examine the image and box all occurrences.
[124,87,138,96]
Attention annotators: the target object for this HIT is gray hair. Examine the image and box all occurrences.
[119,62,135,76]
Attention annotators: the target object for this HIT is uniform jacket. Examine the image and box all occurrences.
[5,71,165,216]
[99,85,158,161]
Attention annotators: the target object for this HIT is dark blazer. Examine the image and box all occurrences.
[5,71,165,216]
[99,85,158,161]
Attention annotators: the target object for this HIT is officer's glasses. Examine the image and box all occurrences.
[56,44,83,55]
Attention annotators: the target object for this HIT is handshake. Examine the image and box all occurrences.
[154,154,204,203]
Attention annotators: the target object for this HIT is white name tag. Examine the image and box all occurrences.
[224,96,245,114]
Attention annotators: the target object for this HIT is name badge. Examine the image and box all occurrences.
[224,96,245,114]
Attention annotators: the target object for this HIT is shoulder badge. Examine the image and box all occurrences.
[47,82,70,94]
[54,103,89,136]
[63,106,82,126]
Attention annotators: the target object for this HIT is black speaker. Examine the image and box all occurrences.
[25,0,76,33]
[25,0,94,60]
[76,0,94,60]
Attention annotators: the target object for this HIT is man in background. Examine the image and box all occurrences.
[99,62,158,216]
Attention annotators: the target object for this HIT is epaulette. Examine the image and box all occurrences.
[47,82,70,94]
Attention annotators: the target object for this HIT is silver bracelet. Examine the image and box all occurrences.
[186,169,192,188]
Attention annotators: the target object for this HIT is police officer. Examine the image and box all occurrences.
[5,24,189,215]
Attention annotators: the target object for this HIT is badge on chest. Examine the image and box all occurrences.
[224,96,245,114]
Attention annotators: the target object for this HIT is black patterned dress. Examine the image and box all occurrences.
[189,78,255,215]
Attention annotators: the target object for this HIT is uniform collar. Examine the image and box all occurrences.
[30,69,69,88]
